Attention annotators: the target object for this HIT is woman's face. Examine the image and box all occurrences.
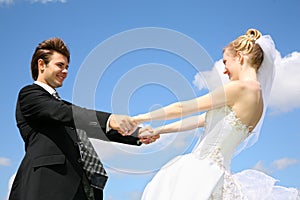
[222,49,240,81]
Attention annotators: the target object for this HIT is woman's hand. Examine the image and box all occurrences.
[138,126,160,144]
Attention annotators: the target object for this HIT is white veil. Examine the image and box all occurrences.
[234,35,277,156]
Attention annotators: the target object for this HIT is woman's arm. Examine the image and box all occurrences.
[134,81,240,124]
[133,94,211,124]
[139,113,206,137]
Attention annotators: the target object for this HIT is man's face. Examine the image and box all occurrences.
[37,51,69,88]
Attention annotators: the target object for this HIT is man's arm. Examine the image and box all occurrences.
[106,127,160,145]
[20,84,156,145]
[106,127,142,146]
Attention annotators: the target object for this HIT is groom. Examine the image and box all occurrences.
[9,37,159,200]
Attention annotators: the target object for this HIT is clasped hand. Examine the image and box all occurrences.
[138,126,160,144]
[109,114,137,135]
[109,114,159,144]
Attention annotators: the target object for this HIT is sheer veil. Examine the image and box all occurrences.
[234,35,277,156]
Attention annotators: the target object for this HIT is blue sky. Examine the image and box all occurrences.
[1,0,300,199]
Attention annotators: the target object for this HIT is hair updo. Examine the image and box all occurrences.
[225,28,264,70]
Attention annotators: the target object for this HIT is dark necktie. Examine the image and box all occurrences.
[52,91,62,100]
[52,91,108,199]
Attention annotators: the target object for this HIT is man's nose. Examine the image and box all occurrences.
[62,68,68,73]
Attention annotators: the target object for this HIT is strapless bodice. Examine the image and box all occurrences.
[192,106,251,169]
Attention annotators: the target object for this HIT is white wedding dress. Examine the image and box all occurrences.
[142,106,299,200]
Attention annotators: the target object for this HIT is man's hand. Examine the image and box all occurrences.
[109,114,137,136]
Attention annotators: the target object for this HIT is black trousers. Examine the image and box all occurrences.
[74,183,103,200]
[93,188,103,200]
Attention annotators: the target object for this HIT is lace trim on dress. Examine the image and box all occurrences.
[200,106,251,141]
[208,147,224,170]
[225,106,252,135]
[207,148,245,199]
[207,149,246,199]
[222,171,247,200]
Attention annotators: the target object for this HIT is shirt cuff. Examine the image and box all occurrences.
[106,115,112,133]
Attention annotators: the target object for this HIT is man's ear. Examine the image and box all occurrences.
[38,59,46,72]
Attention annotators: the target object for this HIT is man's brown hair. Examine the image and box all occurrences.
[31,37,70,80]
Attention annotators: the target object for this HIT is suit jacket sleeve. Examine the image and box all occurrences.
[18,84,141,146]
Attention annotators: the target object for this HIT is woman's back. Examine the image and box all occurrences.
[229,80,263,132]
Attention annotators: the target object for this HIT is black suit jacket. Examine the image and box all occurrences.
[9,84,141,200]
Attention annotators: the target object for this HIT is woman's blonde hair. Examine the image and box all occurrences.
[225,28,264,69]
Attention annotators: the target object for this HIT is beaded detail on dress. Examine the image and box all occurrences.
[208,171,247,200]
[222,171,247,200]
[202,106,251,133]
[225,107,251,135]
[206,148,247,199]
[208,147,224,170]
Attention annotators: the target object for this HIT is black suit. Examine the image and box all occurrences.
[9,84,141,200]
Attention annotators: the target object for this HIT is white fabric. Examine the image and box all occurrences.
[34,81,56,96]
[141,106,299,200]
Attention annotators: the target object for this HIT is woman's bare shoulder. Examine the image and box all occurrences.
[226,80,261,91]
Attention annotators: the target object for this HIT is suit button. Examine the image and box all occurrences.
[89,122,98,126]
[70,127,75,130]
[77,158,82,163]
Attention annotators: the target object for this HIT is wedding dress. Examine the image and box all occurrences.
[141,106,299,200]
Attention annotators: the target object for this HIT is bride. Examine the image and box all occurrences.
[133,29,299,199]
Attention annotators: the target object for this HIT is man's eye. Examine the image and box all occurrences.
[57,64,64,68]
